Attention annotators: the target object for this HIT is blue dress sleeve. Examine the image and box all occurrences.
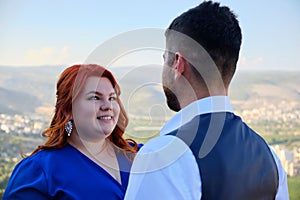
[3,155,50,199]
[137,143,144,151]
[127,141,144,151]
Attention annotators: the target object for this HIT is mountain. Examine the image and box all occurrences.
[230,70,300,102]
[228,70,300,113]
[0,65,64,114]
[0,87,40,114]
[0,65,299,115]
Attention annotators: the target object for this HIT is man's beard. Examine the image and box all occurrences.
[163,86,181,112]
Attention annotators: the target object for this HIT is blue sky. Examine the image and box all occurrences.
[1,0,299,70]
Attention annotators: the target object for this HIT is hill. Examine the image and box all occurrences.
[0,87,40,114]
[0,65,64,113]
[230,70,300,103]
[0,65,299,116]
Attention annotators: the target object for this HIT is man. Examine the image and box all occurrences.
[125,1,288,199]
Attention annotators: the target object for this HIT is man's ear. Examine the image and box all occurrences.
[174,52,185,80]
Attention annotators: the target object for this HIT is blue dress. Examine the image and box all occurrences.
[3,144,133,200]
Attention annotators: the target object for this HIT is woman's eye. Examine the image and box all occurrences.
[89,96,99,100]
[109,96,117,101]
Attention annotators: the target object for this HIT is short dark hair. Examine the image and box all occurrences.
[165,1,242,86]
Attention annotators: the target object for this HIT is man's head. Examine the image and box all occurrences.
[162,1,242,111]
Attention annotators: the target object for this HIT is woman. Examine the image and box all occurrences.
[4,64,138,199]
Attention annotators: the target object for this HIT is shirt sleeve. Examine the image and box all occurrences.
[124,135,201,200]
[269,147,289,200]
[3,155,50,200]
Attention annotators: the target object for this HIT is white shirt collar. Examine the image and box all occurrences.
[160,96,233,135]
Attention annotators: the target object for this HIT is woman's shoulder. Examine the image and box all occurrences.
[4,146,73,199]
[20,145,71,167]
[137,143,144,151]
[127,141,144,151]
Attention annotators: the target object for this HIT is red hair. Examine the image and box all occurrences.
[31,64,137,155]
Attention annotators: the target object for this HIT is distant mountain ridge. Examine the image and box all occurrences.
[0,65,299,115]
[229,70,300,109]
[0,65,63,114]
[0,87,40,114]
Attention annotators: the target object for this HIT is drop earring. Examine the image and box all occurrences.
[65,120,73,137]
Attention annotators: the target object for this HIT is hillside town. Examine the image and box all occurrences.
[0,113,47,135]
[1,99,300,176]
[233,100,300,135]
[271,145,300,177]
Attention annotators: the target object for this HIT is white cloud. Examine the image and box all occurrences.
[238,55,264,70]
[23,46,70,66]
[108,49,164,68]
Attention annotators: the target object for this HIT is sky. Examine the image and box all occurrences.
[0,0,299,71]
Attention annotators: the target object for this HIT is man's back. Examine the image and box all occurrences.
[168,112,278,199]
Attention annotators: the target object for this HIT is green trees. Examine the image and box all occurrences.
[0,157,17,198]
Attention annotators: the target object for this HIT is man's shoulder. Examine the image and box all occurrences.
[138,135,189,155]
[132,135,194,173]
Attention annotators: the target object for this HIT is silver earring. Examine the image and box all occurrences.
[65,120,73,137]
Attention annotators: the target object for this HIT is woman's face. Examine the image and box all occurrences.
[72,76,120,141]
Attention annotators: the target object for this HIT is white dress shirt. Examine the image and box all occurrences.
[124,96,289,200]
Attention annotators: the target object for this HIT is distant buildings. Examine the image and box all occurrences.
[271,145,300,177]
[1,102,300,177]
[233,100,300,135]
[0,113,48,135]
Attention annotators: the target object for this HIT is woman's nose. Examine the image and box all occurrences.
[100,100,112,110]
